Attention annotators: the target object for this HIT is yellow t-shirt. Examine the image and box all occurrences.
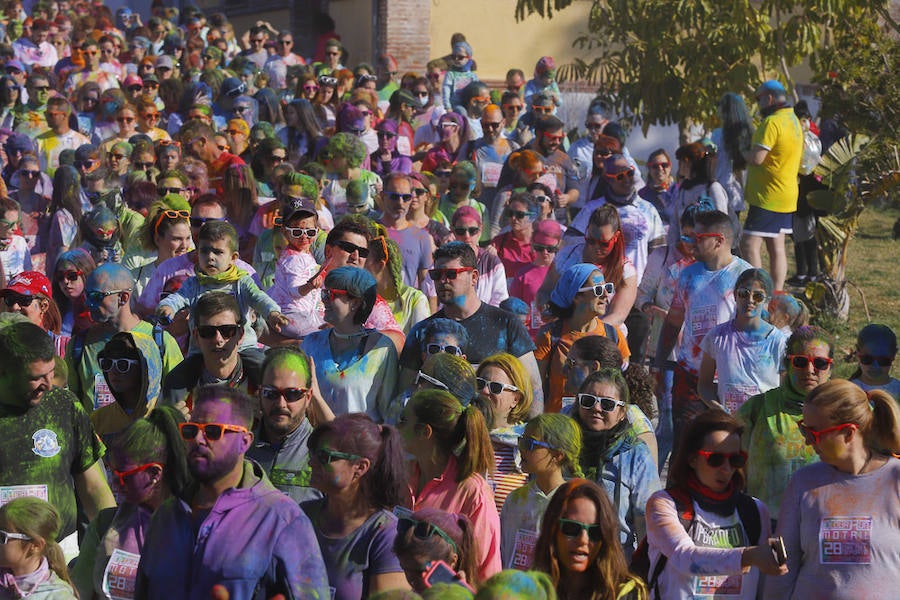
[744,107,803,213]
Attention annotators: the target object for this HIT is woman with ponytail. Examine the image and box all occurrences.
[0,498,77,599]
[767,381,900,599]
[71,405,191,600]
[399,389,501,581]
[302,413,410,599]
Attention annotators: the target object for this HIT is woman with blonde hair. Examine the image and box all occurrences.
[767,380,900,599]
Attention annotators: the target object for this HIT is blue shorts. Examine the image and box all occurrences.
[743,205,793,238]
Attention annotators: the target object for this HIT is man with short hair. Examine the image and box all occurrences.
[12,18,58,70]
[379,172,434,290]
[67,263,183,411]
[248,346,333,503]
[505,68,526,97]
[241,25,270,70]
[180,119,245,193]
[12,71,50,137]
[568,106,610,200]
[135,385,330,599]
[510,115,579,221]
[34,97,89,175]
[741,79,804,291]
[0,322,115,559]
[399,241,544,413]
[376,53,400,102]
[267,29,304,67]
[655,210,753,441]
[471,104,514,211]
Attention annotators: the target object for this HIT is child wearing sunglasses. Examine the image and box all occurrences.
[849,323,899,400]
[645,409,785,599]
[0,195,30,278]
[501,413,582,570]
[698,268,788,415]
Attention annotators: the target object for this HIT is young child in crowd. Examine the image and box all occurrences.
[267,176,327,339]
[0,497,78,599]
[442,38,479,112]
[500,413,582,571]
[0,196,31,278]
[850,323,899,399]
[156,220,289,354]
[523,56,562,111]
[508,219,563,338]
[767,293,809,334]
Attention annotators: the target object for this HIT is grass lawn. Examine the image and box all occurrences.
[770,204,900,378]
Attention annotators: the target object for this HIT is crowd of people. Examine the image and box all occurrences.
[0,2,898,599]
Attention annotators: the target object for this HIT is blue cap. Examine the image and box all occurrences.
[759,80,786,96]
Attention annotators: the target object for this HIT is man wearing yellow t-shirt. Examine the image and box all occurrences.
[740,80,803,291]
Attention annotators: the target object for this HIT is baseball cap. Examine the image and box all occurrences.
[5,60,25,73]
[155,55,175,70]
[3,271,51,298]
[281,191,317,222]
[533,219,562,246]
[759,79,787,96]
[122,74,143,88]
[142,74,160,85]
[221,77,246,98]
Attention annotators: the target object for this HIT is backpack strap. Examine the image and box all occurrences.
[735,493,762,546]
[151,319,166,360]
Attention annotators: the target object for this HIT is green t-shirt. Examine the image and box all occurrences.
[0,387,105,539]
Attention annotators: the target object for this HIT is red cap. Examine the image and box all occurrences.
[3,271,51,297]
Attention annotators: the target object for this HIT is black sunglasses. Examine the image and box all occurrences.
[196,324,241,339]
[453,226,480,237]
[559,518,603,542]
[397,517,458,553]
[859,354,894,366]
[332,239,369,258]
[259,385,309,403]
[190,216,224,228]
[3,294,36,307]
[697,450,748,468]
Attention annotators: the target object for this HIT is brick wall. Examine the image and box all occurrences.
[377,0,431,74]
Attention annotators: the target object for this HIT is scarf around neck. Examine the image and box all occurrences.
[196,263,248,286]
[686,473,740,516]
[0,558,51,598]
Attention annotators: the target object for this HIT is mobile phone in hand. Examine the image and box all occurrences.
[422,560,474,592]
[769,536,787,565]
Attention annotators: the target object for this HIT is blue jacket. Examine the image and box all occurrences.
[135,460,329,600]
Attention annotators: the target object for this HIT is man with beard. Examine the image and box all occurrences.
[135,385,330,599]
[398,241,543,413]
[379,172,434,290]
[0,322,114,560]
[66,263,182,412]
[247,346,334,503]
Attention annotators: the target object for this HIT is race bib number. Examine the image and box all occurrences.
[94,372,115,410]
[723,383,760,415]
[103,548,140,600]
[693,574,742,596]
[820,516,872,564]
[690,304,718,339]
[481,162,502,187]
[0,485,48,506]
[510,529,538,570]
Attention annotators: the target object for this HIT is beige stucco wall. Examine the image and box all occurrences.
[430,0,592,81]
[330,0,375,68]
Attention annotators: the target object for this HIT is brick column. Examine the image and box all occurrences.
[377,0,431,74]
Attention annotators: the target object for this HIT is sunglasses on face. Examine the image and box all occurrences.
[505,209,533,221]
[133,161,155,170]
[127,85,143,93]
[477,377,519,395]
[112,462,162,488]
[110,153,128,161]
[577,282,615,297]
[321,288,351,303]
[482,121,502,130]
[415,370,449,391]
[56,270,83,282]
[3,293,36,308]
[0,530,32,544]
[736,288,766,303]
[428,267,474,281]
[532,243,559,253]
[179,422,248,441]
[648,162,670,169]
[190,216,224,228]
[19,169,39,178]
[453,226,480,237]
[158,187,184,196]
[387,192,412,202]
[858,354,894,366]
[85,289,127,305]
[434,170,452,178]
[517,436,555,453]
[303,85,319,93]
[797,420,857,445]
[313,447,361,465]
[696,449,748,468]
[577,393,625,411]
[503,104,524,112]
[117,117,136,123]
[196,324,241,339]
[426,343,463,356]
[75,159,97,169]
[413,188,428,197]
[584,231,619,252]
[542,132,565,142]
[269,154,286,163]
[99,357,138,373]
[332,239,369,258]
[559,518,603,542]
[259,385,309,403]
[284,226,318,239]
[604,168,636,182]
[397,517,458,553]
[788,354,833,371]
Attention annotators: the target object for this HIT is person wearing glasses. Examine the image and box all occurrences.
[421,112,470,174]
[179,119,246,195]
[472,103,514,216]
[247,346,333,503]
[34,97,89,177]
[7,153,49,257]
[638,148,677,230]
[500,413,582,570]
[89,331,163,440]
[136,385,330,598]
[97,104,139,160]
[767,380,900,599]
[491,192,539,280]
[848,323,899,399]
[698,268,787,414]
[0,195,30,278]
[533,478,648,600]
[509,219,562,337]
[393,508,481,593]
[125,196,192,298]
[668,142,730,249]
[370,119,412,176]
[301,413,410,597]
[735,326,833,521]
[379,172,434,291]
[567,367,660,560]
[51,248,95,339]
[646,410,784,600]
[448,205,508,307]
[72,406,190,600]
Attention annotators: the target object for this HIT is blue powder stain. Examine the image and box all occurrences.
[451,294,467,307]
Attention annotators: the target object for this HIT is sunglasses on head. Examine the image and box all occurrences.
[196,324,241,339]
[3,293,36,308]
[735,288,766,303]
[318,76,338,86]
[532,243,559,253]
[56,269,83,282]
[517,436,555,453]
[426,343,463,356]
[577,282,615,297]
[558,518,603,542]
[397,517,458,553]
[577,393,625,411]
[284,226,317,239]
[788,354,833,371]
[313,447,361,465]
[112,462,162,488]
[859,354,894,366]
[696,449,747,468]
[453,226,479,237]
[99,357,138,373]
[477,377,519,395]
[797,420,857,445]
[259,385,309,403]
[428,267,474,281]
[179,422,248,441]
[604,167,636,182]
[332,239,369,258]
[415,370,449,391]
